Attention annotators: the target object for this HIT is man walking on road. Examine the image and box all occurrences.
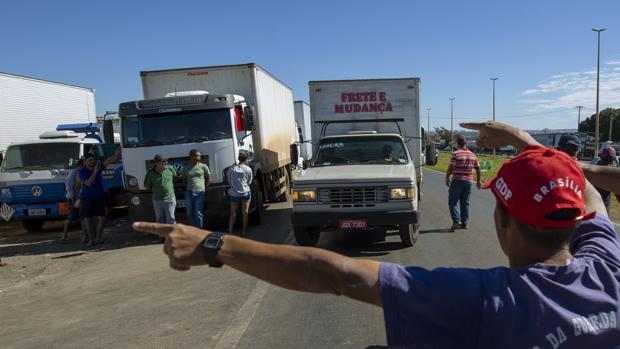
[134,121,620,348]
[79,148,121,246]
[182,149,210,228]
[144,154,178,227]
[445,134,481,230]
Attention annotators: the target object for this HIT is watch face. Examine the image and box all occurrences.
[205,236,220,249]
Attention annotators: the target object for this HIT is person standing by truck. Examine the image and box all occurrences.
[144,155,178,230]
[182,149,211,228]
[61,159,87,243]
[79,148,121,246]
[445,135,481,230]
[227,151,253,236]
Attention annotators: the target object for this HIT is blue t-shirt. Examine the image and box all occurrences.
[380,214,620,348]
[79,165,106,199]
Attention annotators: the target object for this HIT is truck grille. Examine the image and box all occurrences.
[10,183,65,203]
[318,187,387,208]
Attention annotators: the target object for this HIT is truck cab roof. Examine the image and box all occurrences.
[320,133,403,141]
[8,136,99,147]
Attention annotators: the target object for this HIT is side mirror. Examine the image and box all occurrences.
[426,144,438,166]
[290,143,300,167]
[244,106,255,130]
[103,120,114,144]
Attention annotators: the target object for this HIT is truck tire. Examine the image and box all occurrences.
[293,226,320,246]
[22,220,44,232]
[399,223,419,247]
[249,182,263,225]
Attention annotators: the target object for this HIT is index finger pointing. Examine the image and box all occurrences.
[459,122,486,131]
[132,222,174,237]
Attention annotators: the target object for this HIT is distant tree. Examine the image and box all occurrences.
[433,127,453,142]
[578,108,620,142]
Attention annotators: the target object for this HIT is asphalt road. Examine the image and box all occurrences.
[0,168,508,349]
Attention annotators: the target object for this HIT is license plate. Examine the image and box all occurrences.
[339,219,368,229]
[28,208,46,216]
[176,200,185,208]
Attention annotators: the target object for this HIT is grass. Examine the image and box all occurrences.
[426,152,620,222]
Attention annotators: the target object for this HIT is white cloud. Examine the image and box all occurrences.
[521,61,620,114]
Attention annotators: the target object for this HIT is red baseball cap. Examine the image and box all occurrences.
[481,145,594,229]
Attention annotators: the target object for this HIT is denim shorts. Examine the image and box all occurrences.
[229,192,251,203]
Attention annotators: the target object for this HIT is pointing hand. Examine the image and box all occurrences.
[133,222,210,271]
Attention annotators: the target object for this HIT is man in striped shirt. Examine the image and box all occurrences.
[445,135,481,230]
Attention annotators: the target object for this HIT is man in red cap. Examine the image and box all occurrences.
[445,134,481,230]
[133,121,620,348]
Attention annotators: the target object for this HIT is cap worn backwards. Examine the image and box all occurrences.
[481,145,594,229]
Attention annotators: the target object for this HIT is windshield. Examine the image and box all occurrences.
[2,143,80,171]
[314,136,409,166]
[122,109,233,147]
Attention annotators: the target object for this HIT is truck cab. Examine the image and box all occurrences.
[119,91,264,224]
[0,130,121,231]
[292,126,419,247]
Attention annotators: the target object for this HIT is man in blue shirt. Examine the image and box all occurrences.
[134,122,620,348]
[79,148,121,246]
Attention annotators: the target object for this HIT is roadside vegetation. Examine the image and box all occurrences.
[426,152,620,222]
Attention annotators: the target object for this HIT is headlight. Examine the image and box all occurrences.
[390,187,415,200]
[293,190,316,202]
[130,196,141,206]
[128,177,138,187]
[1,188,11,197]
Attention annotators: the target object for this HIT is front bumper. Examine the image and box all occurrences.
[2,202,68,221]
[292,209,419,227]
[126,185,230,223]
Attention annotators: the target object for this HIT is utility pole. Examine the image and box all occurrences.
[490,77,498,156]
[593,28,606,153]
[449,98,455,147]
[426,108,431,142]
[609,115,618,142]
[576,106,584,131]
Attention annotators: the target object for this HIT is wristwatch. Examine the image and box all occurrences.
[202,232,225,268]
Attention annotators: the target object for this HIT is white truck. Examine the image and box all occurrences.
[0,72,96,154]
[0,127,125,231]
[120,63,298,224]
[292,78,435,247]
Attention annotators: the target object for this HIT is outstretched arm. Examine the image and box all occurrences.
[103,147,122,167]
[460,121,540,151]
[580,163,620,196]
[132,223,382,307]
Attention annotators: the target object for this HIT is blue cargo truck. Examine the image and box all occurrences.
[0,124,125,231]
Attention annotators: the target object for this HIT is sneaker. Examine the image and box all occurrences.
[451,222,461,230]
[460,223,469,229]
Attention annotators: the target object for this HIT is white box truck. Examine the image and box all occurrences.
[294,101,313,161]
[0,72,96,153]
[292,78,433,247]
[120,63,298,224]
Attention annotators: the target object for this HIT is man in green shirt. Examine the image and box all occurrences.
[182,149,211,228]
[144,154,177,227]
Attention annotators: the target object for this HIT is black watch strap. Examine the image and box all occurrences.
[202,232,225,268]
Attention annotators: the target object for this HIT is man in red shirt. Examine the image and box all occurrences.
[445,135,481,230]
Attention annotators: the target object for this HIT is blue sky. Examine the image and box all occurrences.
[1,0,619,131]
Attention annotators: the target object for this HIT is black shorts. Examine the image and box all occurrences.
[79,197,106,218]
